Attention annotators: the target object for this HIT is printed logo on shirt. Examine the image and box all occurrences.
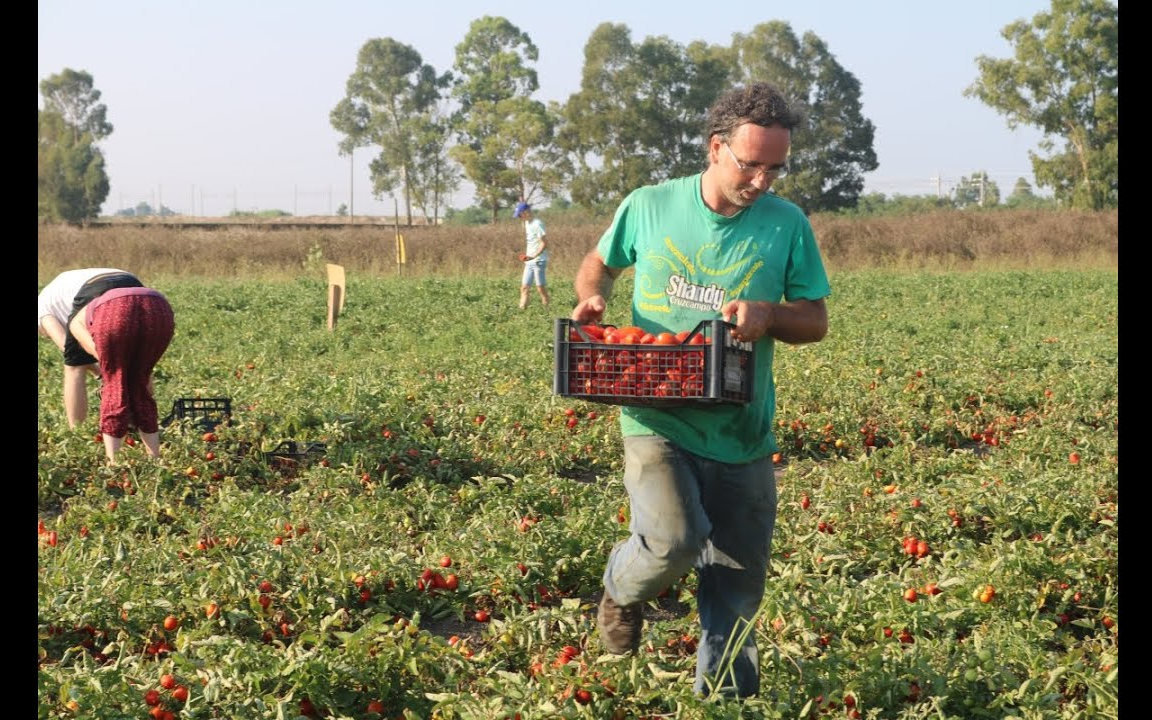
[665,275,726,312]
[639,235,766,313]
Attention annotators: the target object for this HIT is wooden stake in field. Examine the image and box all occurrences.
[326,263,346,331]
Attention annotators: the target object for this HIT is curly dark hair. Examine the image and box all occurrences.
[705,82,804,142]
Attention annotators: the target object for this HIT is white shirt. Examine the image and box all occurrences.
[37,268,126,332]
[524,218,548,262]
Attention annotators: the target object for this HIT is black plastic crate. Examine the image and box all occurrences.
[161,397,232,431]
[263,441,327,469]
[553,319,754,407]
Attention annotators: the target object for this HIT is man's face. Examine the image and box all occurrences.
[713,123,792,210]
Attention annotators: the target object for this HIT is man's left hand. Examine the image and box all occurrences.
[722,300,774,342]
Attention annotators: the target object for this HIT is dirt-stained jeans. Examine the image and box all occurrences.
[603,434,777,697]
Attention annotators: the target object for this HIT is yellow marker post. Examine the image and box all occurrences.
[393,202,407,275]
[326,263,346,331]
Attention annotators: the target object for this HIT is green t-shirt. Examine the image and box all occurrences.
[596,173,831,464]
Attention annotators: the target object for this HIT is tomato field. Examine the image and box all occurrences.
[38,269,1118,719]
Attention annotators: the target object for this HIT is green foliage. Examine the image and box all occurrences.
[1005,178,1056,210]
[37,109,109,224]
[838,193,956,217]
[732,21,878,214]
[38,271,1117,718]
[38,68,113,223]
[954,171,1002,208]
[556,24,732,208]
[228,209,291,218]
[39,68,113,143]
[450,16,553,222]
[964,0,1118,209]
[442,205,492,226]
[331,37,453,224]
[116,202,177,218]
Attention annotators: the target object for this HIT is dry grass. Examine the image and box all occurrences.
[38,209,1117,283]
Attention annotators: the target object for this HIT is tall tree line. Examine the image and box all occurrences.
[334,17,882,219]
[38,1,1117,223]
[332,1,1116,219]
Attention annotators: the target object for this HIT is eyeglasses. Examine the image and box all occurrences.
[723,142,789,180]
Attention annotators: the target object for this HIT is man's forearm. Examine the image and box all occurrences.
[574,251,618,303]
[768,298,828,344]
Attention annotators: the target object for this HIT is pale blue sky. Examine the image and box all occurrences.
[39,0,1054,216]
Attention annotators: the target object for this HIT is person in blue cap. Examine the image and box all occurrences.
[513,201,551,310]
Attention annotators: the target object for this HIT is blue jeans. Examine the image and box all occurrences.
[520,259,547,287]
[603,434,777,697]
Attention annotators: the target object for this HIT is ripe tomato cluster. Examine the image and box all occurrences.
[416,566,459,592]
[902,535,931,559]
[565,323,712,400]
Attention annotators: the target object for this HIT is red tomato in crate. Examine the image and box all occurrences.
[679,349,705,373]
[655,332,679,345]
[682,374,704,397]
[615,365,640,396]
[594,353,614,378]
[570,323,605,342]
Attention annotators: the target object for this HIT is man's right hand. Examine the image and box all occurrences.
[571,295,607,323]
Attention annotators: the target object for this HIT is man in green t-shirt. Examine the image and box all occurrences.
[571,82,831,698]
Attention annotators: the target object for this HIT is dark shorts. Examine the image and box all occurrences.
[63,272,143,366]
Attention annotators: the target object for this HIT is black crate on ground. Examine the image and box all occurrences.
[161,397,232,431]
[553,319,755,408]
[263,441,327,470]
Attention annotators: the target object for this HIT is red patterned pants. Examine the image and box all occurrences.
[89,293,175,437]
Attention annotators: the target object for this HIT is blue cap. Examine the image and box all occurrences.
[513,202,531,218]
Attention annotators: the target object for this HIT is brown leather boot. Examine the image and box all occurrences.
[597,591,643,654]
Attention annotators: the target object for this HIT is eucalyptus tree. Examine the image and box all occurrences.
[331,38,451,224]
[38,68,112,223]
[731,21,878,214]
[449,16,558,222]
[407,104,461,223]
[38,108,109,223]
[39,69,113,144]
[965,0,1117,209]
[557,23,731,210]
